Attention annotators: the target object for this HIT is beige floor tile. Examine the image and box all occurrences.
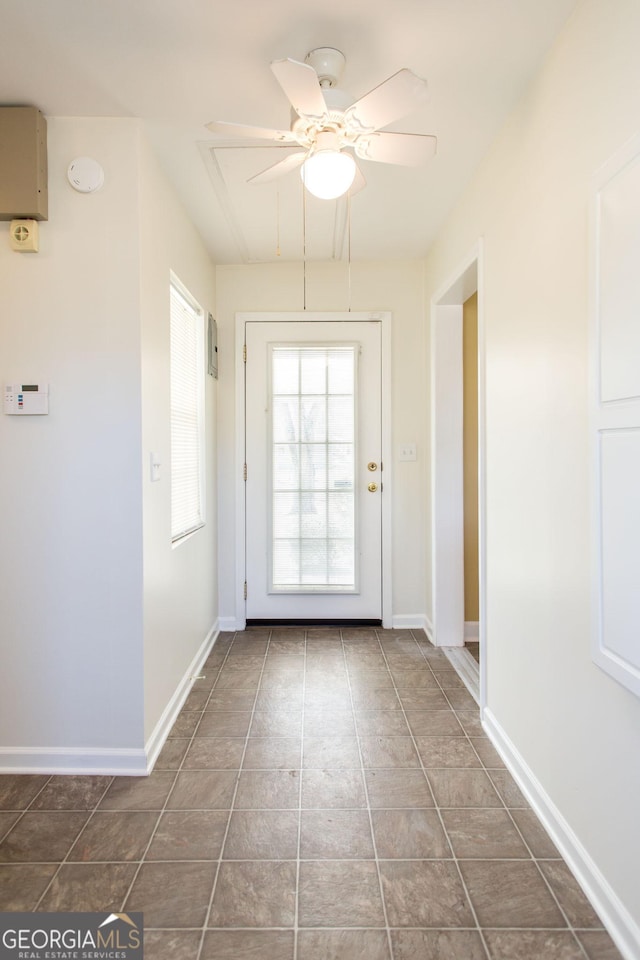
[0,812,89,862]
[298,859,385,927]
[145,810,229,860]
[68,810,158,861]
[242,738,302,770]
[223,809,299,860]
[0,863,58,910]
[166,770,237,809]
[576,930,626,959]
[300,809,374,859]
[390,930,486,960]
[99,772,176,811]
[510,808,561,858]
[195,711,253,738]
[144,931,204,960]
[364,769,434,808]
[538,859,604,928]
[441,808,530,859]
[303,736,361,769]
[298,929,390,960]
[209,860,296,927]
[125,861,216,927]
[427,768,503,807]
[459,860,566,927]
[38,862,137,912]
[380,860,474,927]
[372,807,450,858]
[182,737,245,769]
[415,736,482,768]
[483,930,586,959]
[301,769,367,809]
[234,769,301,809]
[201,930,294,960]
[359,736,420,768]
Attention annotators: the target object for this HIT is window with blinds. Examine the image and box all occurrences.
[170,276,205,542]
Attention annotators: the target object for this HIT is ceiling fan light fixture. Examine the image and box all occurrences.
[301,132,356,199]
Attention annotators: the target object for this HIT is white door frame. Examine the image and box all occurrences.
[430,242,487,710]
[234,311,393,629]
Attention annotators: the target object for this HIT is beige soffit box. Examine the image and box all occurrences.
[0,106,48,221]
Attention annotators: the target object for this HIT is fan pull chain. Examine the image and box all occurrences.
[347,191,352,313]
[302,179,307,311]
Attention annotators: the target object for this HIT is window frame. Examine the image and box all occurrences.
[169,272,206,545]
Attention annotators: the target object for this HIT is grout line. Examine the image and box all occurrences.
[341,628,395,960]
[292,632,307,960]
[194,629,272,960]
[380,627,493,960]
[111,632,237,954]
[32,774,115,911]
[0,772,56,848]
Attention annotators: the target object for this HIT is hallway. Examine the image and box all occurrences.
[0,628,621,959]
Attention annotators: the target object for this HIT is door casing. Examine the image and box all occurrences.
[234,311,393,629]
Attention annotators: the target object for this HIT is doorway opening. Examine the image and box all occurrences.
[430,243,486,709]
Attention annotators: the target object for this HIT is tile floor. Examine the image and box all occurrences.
[0,628,623,960]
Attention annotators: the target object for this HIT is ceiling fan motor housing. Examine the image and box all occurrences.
[304,47,346,87]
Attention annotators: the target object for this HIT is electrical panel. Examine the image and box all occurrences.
[0,107,48,221]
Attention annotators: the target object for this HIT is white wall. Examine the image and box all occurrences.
[0,118,144,765]
[0,117,218,772]
[138,135,218,744]
[215,260,427,628]
[423,0,640,951]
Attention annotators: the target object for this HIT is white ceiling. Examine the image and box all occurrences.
[0,0,577,264]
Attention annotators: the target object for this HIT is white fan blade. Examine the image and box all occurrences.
[205,119,298,143]
[348,162,366,196]
[248,151,307,184]
[355,131,437,166]
[271,58,328,122]
[344,69,428,134]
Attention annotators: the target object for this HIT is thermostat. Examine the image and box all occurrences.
[4,383,49,415]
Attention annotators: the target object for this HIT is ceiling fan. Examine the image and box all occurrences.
[205,47,437,199]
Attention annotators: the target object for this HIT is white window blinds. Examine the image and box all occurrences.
[170,278,205,542]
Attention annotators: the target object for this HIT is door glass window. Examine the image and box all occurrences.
[270,345,356,592]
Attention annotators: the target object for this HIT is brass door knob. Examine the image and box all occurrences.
[368,482,378,493]
[367,461,378,472]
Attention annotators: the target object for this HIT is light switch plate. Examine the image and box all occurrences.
[399,444,417,461]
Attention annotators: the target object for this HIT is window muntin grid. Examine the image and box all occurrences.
[269,345,357,593]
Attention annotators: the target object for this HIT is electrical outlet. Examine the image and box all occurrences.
[399,444,417,461]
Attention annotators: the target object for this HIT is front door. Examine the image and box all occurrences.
[245,318,383,621]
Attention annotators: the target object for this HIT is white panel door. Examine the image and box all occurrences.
[245,319,382,621]
[591,134,640,697]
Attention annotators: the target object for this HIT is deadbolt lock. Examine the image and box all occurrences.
[367,461,378,472]
[367,482,378,493]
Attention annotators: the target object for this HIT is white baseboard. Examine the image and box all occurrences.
[464,620,479,639]
[443,647,480,704]
[0,746,148,776]
[144,620,220,773]
[483,708,640,960]
[218,615,244,632]
[0,621,221,778]
[392,614,431,633]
